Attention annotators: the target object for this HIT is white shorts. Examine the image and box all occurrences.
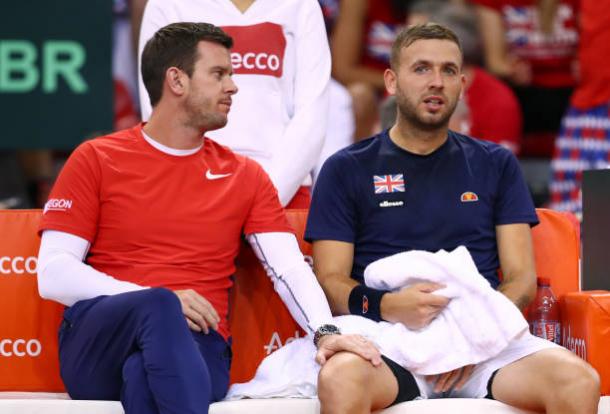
[412,332,560,399]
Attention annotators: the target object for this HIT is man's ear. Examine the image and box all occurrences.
[384,68,397,96]
[166,67,186,96]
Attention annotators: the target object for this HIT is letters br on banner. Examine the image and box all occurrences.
[0,0,112,150]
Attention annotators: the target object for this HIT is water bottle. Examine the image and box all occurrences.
[528,277,561,344]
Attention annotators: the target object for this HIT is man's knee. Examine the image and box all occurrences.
[122,288,187,336]
[135,288,182,317]
[517,349,602,410]
[318,352,371,399]
[139,287,180,306]
[550,354,600,400]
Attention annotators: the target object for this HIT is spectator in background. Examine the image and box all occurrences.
[313,0,356,185]
[139,0,330,208]
[331,0,408,139]
[113,80,140,131]
[381,1,523,154]
[113,0,147,130]
[113,0,139,108]
[473,0,579,157]
[549,0,610,217]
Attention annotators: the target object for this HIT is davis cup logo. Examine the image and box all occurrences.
[222,23,286,77]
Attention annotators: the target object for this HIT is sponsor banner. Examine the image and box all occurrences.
[561,291,610,395]
[0,210,65,391]
[0,207,607,396]
[562,324,586,359]
[263,330,302,355]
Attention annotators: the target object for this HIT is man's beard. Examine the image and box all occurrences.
[183,97,228,132]
[395,88,457,132]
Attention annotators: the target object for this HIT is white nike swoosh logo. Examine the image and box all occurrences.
[205,169,232,180]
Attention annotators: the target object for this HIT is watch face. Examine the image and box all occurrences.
[321,324,340,335]
[314,324,341,346]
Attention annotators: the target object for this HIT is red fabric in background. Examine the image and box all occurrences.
[570,0,610,109]
[466,66,522,152]
[360,0,405,71]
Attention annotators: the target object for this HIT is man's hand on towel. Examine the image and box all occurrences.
[426,364,475,393]
[381,282,450,330]
[315,334,382,367]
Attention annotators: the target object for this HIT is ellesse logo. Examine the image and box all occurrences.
[222,23,286,77]
[460,192,479,202]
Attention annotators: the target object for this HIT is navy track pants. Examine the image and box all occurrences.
[58,288,231,414]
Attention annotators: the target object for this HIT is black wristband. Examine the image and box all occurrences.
[348,284,387,322]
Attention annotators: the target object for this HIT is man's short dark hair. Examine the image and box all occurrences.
[408,1,482,66]
[141,22,233,108]
[390,22,462,70]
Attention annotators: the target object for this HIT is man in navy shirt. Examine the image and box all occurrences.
[306,23,600,414]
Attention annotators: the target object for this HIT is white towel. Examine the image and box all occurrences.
[227,315,382,400]
[227,246,528,399]
[227,338,320,399]
[364,246,528,375]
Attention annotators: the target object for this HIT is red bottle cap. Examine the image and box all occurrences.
[537,277,551,286]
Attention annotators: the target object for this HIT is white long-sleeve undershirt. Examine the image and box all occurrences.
[37,230,146,306]
[37,230,333,335]
[246,232,332,334]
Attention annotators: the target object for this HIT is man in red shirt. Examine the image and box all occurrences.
[37,22,380,414]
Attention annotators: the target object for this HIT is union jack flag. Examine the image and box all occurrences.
[367,22,403,61]
[373,174,405,194]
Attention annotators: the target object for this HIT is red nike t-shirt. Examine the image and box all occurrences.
[40,124,293,340]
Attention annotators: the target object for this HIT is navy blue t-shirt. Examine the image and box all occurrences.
[305,130,538,289]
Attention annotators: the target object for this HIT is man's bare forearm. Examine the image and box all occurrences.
[318,274,359,315]
[498,275,536,310]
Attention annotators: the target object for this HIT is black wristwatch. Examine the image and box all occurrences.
[313,324,341,347]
